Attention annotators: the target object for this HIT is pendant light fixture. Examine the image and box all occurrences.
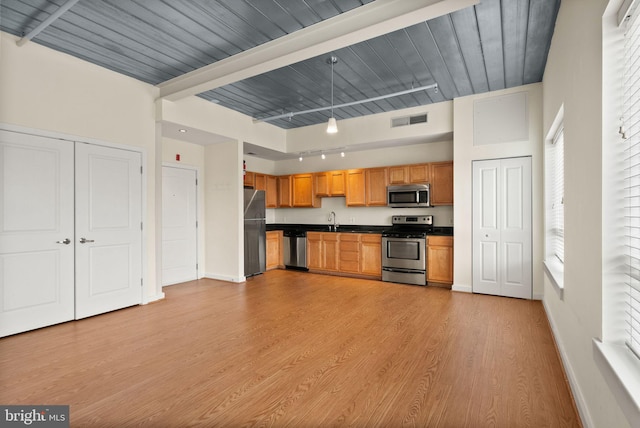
[327,56,338,134]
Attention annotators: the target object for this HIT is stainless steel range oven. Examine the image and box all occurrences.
[382,215,433,286]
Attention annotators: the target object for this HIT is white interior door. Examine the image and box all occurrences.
[74,143,143,319]
[473,157,532,299]
[162,166,198,286]
[0,131,75,336]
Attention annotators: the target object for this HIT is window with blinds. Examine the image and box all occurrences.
[546,126,565,264]
[623,2,640,358]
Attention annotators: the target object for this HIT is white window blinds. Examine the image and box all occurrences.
[623,3,640,358]
[552,129,565,263]
[547,126,565,264]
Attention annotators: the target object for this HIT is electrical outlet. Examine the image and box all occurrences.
[350,217,355,224]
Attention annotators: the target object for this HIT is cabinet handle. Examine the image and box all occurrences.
[79,237,95,244]
[56,238,71,245]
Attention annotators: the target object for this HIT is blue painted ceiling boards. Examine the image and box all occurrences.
[0,0,560,129]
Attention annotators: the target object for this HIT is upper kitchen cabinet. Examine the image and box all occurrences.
[278,175,292,208]
[388,163,430,185]
[365,167,388,206]
[254,173,266,191]
[430,161,453,206]
[315,170,346,197]
[346,169,366,206]
[265,175,278,208]
[244,171,254,188]
[292,173,319,207]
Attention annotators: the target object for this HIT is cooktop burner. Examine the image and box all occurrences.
[382,215,433,238]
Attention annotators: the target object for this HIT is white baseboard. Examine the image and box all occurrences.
[452,283,472,293]
[142,292,165,304]
[205,272,246,283]
[542,300,593,428]
[533,292,544,300]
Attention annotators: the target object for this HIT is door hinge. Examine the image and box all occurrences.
[195,178,198,186]
[140,166,143,174]
[196,220,198,228]
[140,278,143,287]
[141,222,143,231]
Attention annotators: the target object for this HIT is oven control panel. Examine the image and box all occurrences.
[391,215,433,225]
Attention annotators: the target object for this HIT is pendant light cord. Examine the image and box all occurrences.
[331,57,335,118]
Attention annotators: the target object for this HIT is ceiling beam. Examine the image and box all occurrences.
[157,0,478,101]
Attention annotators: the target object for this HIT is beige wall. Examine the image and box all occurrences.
[541,0,631,427]
[452,83,544,297]
[0,31,161,301]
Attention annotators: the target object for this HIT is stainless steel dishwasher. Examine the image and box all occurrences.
[283,230,308,270]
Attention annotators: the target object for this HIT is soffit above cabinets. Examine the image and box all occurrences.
[0,0,560,129]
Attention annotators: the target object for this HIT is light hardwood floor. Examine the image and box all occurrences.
[0,271,581,427]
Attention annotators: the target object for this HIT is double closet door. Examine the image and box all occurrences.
[472,157,532,299]
[0,130,143,337]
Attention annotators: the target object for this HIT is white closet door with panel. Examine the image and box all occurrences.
[162,166,198,286]
[473,157,532,299]
[75,143,143,319]
[0,131,75,337]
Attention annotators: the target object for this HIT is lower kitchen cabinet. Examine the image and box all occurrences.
[309,232,382,279]
[360,234,382,277]
[338,234,360,274]
[307,232,339,271]
[427,235,453,285]
[266,231,283,271]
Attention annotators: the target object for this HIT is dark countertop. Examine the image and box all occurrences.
[266,223,453,236]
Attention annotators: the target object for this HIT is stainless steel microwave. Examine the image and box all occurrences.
[387,184,431,208]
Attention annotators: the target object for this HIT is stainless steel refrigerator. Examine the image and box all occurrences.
[244,189,266,277]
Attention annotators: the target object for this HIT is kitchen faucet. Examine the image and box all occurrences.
[328,211,338,232]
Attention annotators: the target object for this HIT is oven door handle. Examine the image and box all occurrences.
[382,267,426,274]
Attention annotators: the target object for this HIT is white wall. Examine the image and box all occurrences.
[452,83,544,297]
[204,140,244,282]
[285,100,453,154]
[541,0,631,427]
[0,31,161,301]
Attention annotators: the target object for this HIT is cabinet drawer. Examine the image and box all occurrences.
[428,236,453,246]
[340,241,359,252]
[340,251,359,262]
[340,233,360,242]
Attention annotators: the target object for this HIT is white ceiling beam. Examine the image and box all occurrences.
[157,0,478,101]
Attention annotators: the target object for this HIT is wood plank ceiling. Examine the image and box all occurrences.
[0,0,560,129]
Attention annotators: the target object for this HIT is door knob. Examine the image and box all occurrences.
[79,237,95,244]
[56,238,71,245]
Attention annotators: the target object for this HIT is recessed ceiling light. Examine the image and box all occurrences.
[179,129,187,133]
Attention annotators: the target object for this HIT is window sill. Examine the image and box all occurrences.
[544,258,564,299]
[593,339,640,426]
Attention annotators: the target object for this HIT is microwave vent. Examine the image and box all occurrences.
[391,113,428,128]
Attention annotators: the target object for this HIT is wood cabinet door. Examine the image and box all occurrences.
[430,161,453,205]
[278,175,292,207]
[265,175,278,208]
[365,167,388,206]
[329,170,346,196]
[292,173,317,207]
[244,171,254,187]
[266,231,282,270]
[323,233,340,271]
[388,166,409,184]
[427,236,453,284]
[409,163,431,184]
[307,232,323,270]
[360,234,382,277]
[346,169,366,206]
[315,172,329,197]
[254,173,266,191]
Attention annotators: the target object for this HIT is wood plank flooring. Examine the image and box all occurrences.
[0,271,581,427]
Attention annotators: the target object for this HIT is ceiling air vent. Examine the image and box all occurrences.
[391,113,428,128]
